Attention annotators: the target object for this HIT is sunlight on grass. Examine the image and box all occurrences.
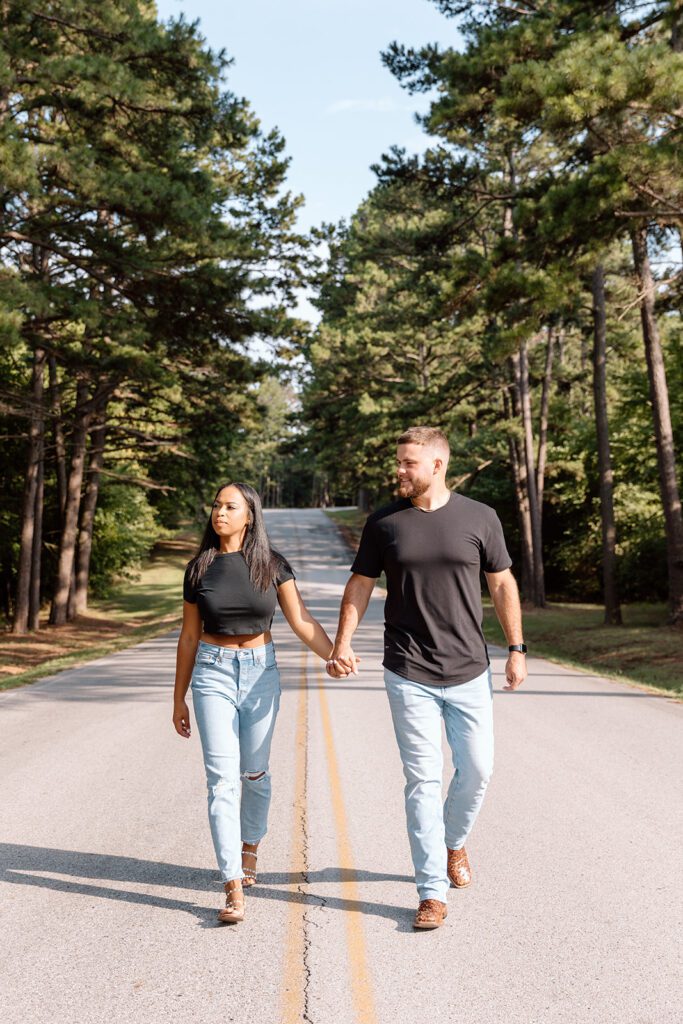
[482,602,682,695]
[1,535,197,691]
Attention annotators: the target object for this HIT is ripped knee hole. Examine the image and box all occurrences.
[241,770,266,781]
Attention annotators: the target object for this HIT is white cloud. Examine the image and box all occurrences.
[325,97,414,115]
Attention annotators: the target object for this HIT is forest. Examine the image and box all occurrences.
[2,0,682,636]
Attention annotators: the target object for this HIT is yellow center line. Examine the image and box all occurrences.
[281,648,309,1023]
[315,662,379,1024]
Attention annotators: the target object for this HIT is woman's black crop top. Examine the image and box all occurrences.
[183,552,295,635]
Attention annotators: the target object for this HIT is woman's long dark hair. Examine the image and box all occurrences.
[186,482,288,592]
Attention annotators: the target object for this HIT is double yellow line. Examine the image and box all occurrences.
[314,662,377,1023]
[282,652,378,1024]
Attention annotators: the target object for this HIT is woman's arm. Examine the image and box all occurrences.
[173,601,202,737]
[276,579,335,661]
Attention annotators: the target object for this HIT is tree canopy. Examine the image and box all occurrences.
[1,0,308,629]
[302,0,683,622]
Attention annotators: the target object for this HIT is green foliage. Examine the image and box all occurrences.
[300,0,682,606]
[0,0,309,621]
[88,483,159,598]
[613,484,669,602]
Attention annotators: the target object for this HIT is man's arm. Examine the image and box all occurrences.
[484,568,527,691]
[330,573,376,676]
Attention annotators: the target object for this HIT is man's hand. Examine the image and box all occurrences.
[329,574,373,679]
[326,659,348,678]
[328,642,360,677]
[502,652,527,691]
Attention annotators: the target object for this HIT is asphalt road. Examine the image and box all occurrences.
[1,508,681,1024]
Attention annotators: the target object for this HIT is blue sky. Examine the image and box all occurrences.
[155,1,462,231]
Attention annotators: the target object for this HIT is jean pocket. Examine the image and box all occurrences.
[195,650,218,666]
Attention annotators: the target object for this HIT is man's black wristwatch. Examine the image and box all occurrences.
[508,643,527,654]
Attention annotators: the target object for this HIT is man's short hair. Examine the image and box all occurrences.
[397,426,450,459]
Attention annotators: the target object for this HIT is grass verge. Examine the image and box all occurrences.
[324,507,367,551]
[482,602,682,697]
[324,508,683,699]
[0,534,196,692]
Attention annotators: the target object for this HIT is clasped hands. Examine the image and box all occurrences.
[326,645,360,678]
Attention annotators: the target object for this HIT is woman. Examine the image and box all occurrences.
[173,481,335,924]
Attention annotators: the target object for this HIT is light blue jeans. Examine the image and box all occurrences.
[191,640,281,882]
[384,666,494,902]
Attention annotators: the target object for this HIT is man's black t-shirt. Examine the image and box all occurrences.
[351,493,511,685]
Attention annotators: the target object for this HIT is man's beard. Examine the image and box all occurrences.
[398,476,431,499]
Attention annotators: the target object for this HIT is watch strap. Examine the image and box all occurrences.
[508,643,527,654]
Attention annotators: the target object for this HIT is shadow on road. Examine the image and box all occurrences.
[0,843,416,929]
[248,882,418,932]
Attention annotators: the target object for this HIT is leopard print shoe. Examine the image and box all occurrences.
[413,899,448,930]
[447,846,472,888]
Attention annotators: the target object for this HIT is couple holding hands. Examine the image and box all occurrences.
[173,427,526,929]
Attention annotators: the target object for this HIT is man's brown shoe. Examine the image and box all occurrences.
[413,899,448,930]
[447,846,472,888]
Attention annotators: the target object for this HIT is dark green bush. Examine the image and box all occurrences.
[89,484,159,598]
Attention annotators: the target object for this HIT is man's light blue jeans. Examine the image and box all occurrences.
[384,666,494,903]
[191,641,281,882]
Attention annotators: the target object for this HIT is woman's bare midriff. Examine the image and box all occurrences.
[201,630,272,649]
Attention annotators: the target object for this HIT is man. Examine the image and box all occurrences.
[329,426,527,930]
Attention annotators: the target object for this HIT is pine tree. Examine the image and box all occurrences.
[1,1,307,629]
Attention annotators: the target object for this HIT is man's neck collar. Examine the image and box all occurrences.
[410,490,452,512]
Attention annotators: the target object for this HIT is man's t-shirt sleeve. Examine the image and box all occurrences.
[350,518,383,578]
[481,512,512,573]
[183,564,198,603]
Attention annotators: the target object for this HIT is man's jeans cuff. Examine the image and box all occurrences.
[418,885,449,903]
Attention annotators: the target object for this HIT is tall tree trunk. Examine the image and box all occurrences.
[66,561,77,622]
[48,356,67,521]
[536,325,554,514]
[73,408,108,615]
[28,438,44,632]
[515,344,546,607]
[49,379,93,626]
[630,226,683,625]
[13,347,46,634]
[503,150,542,603]
[591,264,622,626]
[504,378,534,602]
[672,6,682,52]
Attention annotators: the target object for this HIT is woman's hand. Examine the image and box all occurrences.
[329,641,360,676]
[326,650,359,677]
[173,701,191,738]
